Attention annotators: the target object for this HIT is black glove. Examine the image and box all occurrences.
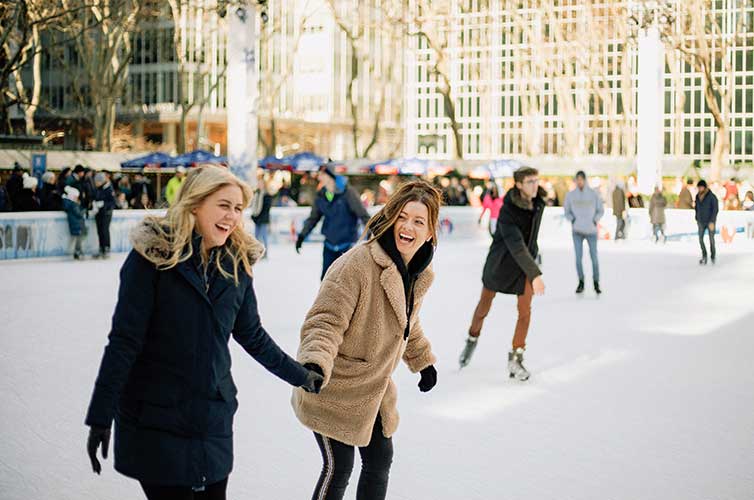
[295,235,304,254]
[301,363,324,394]
[418,365,437,392]
[87,426,111,474]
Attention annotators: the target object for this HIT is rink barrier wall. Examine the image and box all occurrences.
[1,207,752,260]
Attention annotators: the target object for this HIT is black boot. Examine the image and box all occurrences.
[594,281,602,294]
[699,256,708,265]
[575,280,584,294]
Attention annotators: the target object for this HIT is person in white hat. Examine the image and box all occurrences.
[63,186,87,259]
[165,166,187,206]
[15,173,41,211]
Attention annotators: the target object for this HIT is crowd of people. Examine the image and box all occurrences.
[0,160,733,500]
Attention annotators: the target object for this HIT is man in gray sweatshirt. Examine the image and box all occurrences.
[564,171,604,294]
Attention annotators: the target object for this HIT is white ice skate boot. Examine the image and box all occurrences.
[508,348,530,381]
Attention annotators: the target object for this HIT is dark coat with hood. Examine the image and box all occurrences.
[85,223,308,487]
[299,182,370,248]
[695,190,719,225]
[481,187,546,295]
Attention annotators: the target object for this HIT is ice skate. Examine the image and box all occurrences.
[594,281,602,295]
[508,348,530,381]
[575,279,584,294]
[459,335,479,369]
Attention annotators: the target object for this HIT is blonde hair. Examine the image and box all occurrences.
[364,180,443,245]
[131,166,262,284]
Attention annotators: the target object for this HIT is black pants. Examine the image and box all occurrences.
[140,477,227,500]
[312,416,393,500]
[321,245,351,280]
[615,216,626,239]
[698,222,716,259]
[95,209,113,252]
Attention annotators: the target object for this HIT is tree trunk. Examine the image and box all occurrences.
[710,124,728,182]
[440,85,462,159]
[270,116,277,156]
[24,25,42,135]
[0,92,11,134]
[178,107,188,154]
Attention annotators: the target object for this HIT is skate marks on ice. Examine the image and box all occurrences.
[425,349,631,421]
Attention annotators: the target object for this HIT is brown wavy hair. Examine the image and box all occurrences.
[364,180,443,246]
[130,165,263,284]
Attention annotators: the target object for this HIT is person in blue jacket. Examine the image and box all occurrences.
[295,163,371,279]
[84,166,323,500]
[694,179,719,265]
[62,185,87,259]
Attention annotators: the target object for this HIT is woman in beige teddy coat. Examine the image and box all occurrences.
[292,180,442,500]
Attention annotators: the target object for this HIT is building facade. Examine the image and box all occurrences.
[404,0,754,166]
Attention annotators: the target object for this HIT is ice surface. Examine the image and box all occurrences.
[2,238,753,500]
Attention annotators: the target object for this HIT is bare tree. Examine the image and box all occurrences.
[48,0,145,151]
[1,1,64,134]
[256,1,311,157]
[638,0,752,180]
[166,0,229,153]
[405,1,464,159]
[326,0,402,159]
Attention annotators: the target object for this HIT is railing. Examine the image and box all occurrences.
[1,207,752,260]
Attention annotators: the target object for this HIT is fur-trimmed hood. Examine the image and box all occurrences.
[506,186,548,211]
[129,218,265,267]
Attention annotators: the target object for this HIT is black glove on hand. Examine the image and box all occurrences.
[418,365,437,392]
[301,363,324,394]
[295,235,304,254]
[87,426,111,474]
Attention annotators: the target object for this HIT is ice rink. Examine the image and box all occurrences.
[2,237,753,500]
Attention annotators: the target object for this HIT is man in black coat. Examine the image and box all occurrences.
[6,163,25,210]
[695,179,719,265]
[459,166,546,381]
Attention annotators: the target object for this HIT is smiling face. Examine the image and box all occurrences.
[393,201,431,264]
[192,184,244,251]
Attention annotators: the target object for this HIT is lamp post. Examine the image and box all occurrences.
[629,1,674,194]
[226,1,260,186]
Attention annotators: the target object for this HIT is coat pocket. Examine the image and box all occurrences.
[331,353,370,383]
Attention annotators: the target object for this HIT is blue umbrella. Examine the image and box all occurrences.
[259,155,292,169]
[169,149,226,167]
[285,152,324,172]
[120,152,172,170]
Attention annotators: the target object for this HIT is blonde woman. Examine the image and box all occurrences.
[293,180,441,500]
[84,166,323,500]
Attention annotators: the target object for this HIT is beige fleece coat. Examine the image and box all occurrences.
[292,241,436,447]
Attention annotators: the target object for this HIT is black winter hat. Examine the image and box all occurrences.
[319,159,337,180]
[697,179,708,188]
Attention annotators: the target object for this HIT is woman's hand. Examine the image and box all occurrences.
[87,426,111,474]
[418,365,437,392]
[301,363,324,394]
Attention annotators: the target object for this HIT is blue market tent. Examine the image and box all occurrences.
[259,155,292,169]
[120,152,172,171]
[169,149,227,167]
[285,152,324,172]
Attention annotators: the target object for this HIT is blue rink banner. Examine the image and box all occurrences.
[1,207,752,260]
